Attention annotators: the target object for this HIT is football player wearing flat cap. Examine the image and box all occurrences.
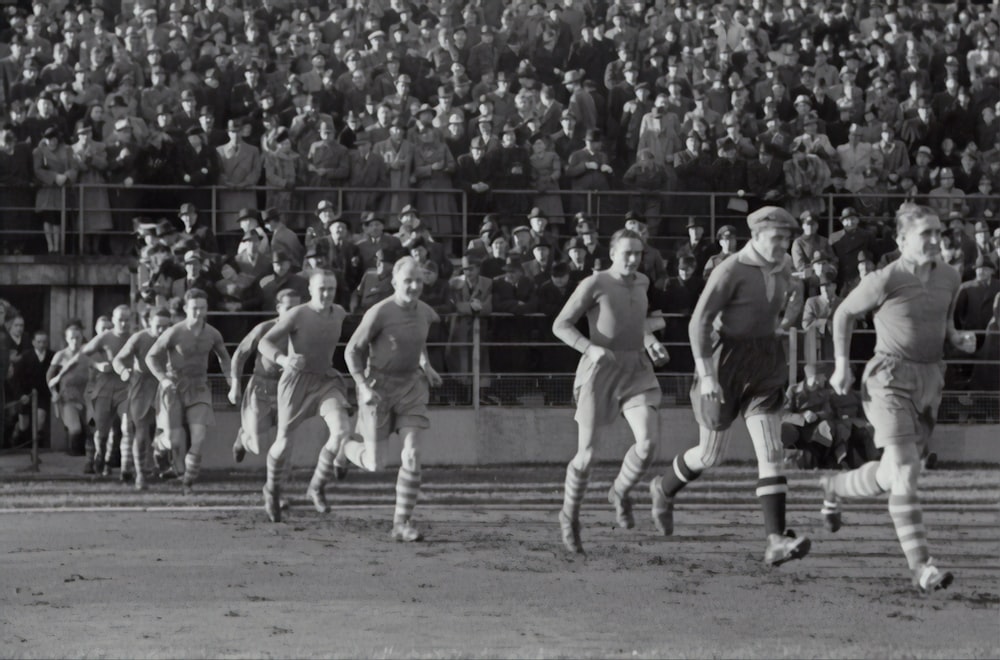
[650,206,813,567]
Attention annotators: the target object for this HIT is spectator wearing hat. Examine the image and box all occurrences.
[479,233,510,279]
[259,250,310,311]
[372,118,415,223]
[791,212,834,275]
[172,124,216,209]
[70,121,113,254]
[783,137,831,219]
[355,212,403,271]
[853,167,890,225]
[171,250,218,307]
[928,168,970,219]
[216,119,262,232]
[176,203,218,256]
[971,219,997,264]
[675,217,717,276]
[0,124,36,253]
[351,247,396,314]
[490,254,536,381]
[565,128,612,216]
[901,97,942,158]
[312,209,362,308]
[703,225,739,280]
[446,253,494,383]
[344,132,389,228]
[638,93,684,171]
[872,123,910,183]
[831,207,876,290]
[802,272,841,361]
[456,135,499,229]
[466,25,499,84]
[745,139,785,210]
[33,125,78,254]
[258,125,298,222]
[670,130,715,217]
[836,123,878,194]
[526,134,566,226]
[562,235,593,284]
[780,362,840,470]
[563,69,597,136]
[622,148,669,229]
[412,122,460,238]
[303,118,350,214]
[139,66,177,125]
[956,255,1000,340]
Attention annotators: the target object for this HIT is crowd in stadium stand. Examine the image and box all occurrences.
[2,1,1000,430]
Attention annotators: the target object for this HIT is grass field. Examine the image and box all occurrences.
[1,463,997,659]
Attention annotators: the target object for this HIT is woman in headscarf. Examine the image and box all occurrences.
[33,126,79,254]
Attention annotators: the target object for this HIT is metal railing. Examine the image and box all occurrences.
[198,311,999,422]
[3,184,992,257]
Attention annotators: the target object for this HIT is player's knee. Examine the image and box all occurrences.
[573,448,595,471]
[633,437,655,462]
[401,446,419,470]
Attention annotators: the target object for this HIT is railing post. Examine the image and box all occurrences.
[60,185,67,255]
[30,389,39,473]
[461,190,468,254]
[788,327,798,388]
[827,193,835,237]
[708,193,716,238]
[78,183,86,255]
[586,190,593,217]
[472,315,481,410]
[210,185,218,235]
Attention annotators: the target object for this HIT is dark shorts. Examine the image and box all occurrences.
[356,371,431,445]
[573,349,662,428]
[276,369,350,433]
[128,376,159,427]
[862,353,944,447]
[691,336,787,431]
[239,374,278,455]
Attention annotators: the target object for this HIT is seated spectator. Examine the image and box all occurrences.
[215,260,261,312]
[262,208,304,270]
[171,250,219,309]
[802,273,840,362]
[355,212,403,271]
[177,203,219,256]
[259,250,310,311]
[563,236,592,284]
[780,363,842,470]
[702,224,738,279]
[351,248,394,314]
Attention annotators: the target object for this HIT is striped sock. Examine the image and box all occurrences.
[266,451,285,491]
[393,466,421,524]
[613,445,653,497]
[184,452,201,484]
[120,430,133,476]
[659,454,701,499]
[830,461,886,500]
[133,434,146,478]
[310,447,337,489]
[756,476,789,536]
[105,434,116,463]
[561,463,590,519]
[889,493,929,570]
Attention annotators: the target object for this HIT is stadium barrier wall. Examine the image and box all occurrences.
[189,409,1000,468]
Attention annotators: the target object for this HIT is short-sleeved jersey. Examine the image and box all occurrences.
[839,258,961,363]
[347,298,440,375]
[115,330,158,378]
[148,321,225,381]
[559,271,650,351]
[265,303,347,375]
[234,319,280,379]
[690,244,794,356]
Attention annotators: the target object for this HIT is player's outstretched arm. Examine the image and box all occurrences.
[345,306,380,403]
[211,327,234,390]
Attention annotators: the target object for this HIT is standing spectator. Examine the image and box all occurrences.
[176,127,219,213]
[791,211,834,275]
[71,122,112,254]
[33,126,78,254]
[261,127,299,226]
[831,208,876,291]
[565,128,612,218]
[955,256,1000,344]
[676,218,717,276]
[527,133,565,227]
[303,118,350,215]
[783,141,831,219]
[344,133,389,230]
[802,273,841,362]
[216,118,262,233]
[0,124,36,254]
[446,254,493,387]
[372,118,414,225]
[456,136,498,232]
[411,124,459,239]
